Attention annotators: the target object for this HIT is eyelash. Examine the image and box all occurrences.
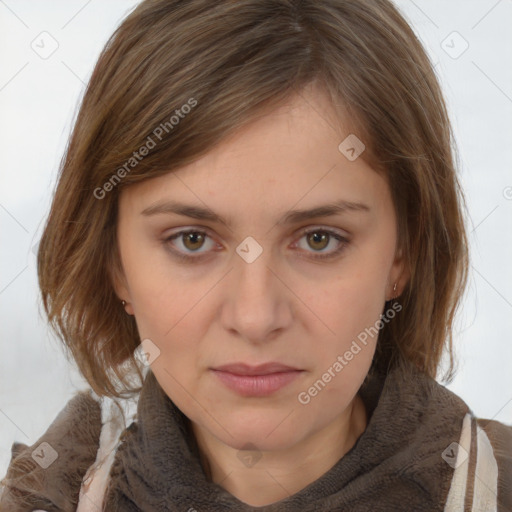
[163,227,350,263]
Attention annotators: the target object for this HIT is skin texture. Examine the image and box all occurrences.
[114,84,408,506]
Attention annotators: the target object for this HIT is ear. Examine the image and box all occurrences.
[110,261,135,316]
[386,247,410,301]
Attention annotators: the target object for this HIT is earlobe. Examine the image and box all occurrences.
[120,299,135,315]
[110,262,134,315]
[115,284,135,315]
[386,280,401,302]
[388,249,410,300]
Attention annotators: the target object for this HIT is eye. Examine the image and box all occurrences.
[163,226,350,263]
[164,229,217,261]
[293,227,349,260]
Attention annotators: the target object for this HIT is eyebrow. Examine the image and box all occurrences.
[140,199,370,226]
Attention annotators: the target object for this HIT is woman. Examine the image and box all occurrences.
[1,0,510,510]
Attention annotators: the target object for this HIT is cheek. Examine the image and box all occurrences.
[305,282,382,379]
[305,259,390,341]
[294,277,385,415]
[120,241,211,369]
[295,238,394,378]
[129,282,204,368]
[120,237,197,335]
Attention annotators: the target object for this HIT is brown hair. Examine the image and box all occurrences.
[38,0,468,398]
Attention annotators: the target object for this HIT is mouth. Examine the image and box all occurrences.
[210,362,304,397]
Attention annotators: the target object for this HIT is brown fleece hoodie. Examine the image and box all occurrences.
[1,362,511,511]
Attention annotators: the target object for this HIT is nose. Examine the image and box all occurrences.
[220,242,293,344]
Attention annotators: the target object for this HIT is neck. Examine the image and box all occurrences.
[191,394,367,507]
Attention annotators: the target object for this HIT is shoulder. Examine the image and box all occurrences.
[371,363,511,510]
[476,417,512,511]
[424,373,512,511]
[444,412,512,512]
[0,390,102,512]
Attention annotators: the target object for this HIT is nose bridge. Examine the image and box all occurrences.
[222,237,290,342]
[233,238,277,305]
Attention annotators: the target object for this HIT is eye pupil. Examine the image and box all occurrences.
[308,231,329,251]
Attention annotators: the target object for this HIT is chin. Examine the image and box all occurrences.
[228,430,300,453]
[209,409,304,451]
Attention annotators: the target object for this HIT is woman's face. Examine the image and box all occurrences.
[115,85,405,453]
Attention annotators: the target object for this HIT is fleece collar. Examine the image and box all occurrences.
[104,363,469,512]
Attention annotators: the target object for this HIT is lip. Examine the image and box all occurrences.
[213,362,300,375]
[211,362,304,397]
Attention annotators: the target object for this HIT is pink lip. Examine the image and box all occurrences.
[211,363,303,397]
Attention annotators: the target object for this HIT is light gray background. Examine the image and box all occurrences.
[1,0,511,477]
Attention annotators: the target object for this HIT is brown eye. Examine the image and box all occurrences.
[182,232,206,251]
[164,229,217,261]
[295,228,349,261]
[306,231,330,251]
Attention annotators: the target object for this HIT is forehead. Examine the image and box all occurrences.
[119,87,391,224]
